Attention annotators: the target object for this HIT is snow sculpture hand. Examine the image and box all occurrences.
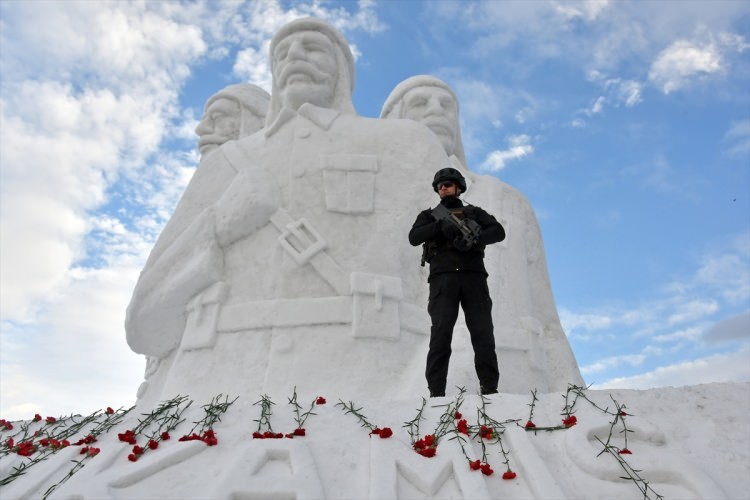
[214,168,280,249]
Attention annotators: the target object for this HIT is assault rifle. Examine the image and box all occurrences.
[421,204,482,266]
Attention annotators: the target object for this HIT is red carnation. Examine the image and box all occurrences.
[413,434,437,457]
[132,445,144,455]
[6,438,14,448]
[454,411,462,419]
[106,407,115,415]
[457,419,469,435]
[33,414,42,422]
[87,447,100,457]
[619,411,628,416]
[619,448,632,455]
[479,425,494,439]
[252,432,264,439]
[293,428,306,437]
[77,434,96,445]
[49,439,61,449]
[524,420,536,429]
[148,439,159,450]
[118,430,137,445]
[62,439,70,447]
[127,453,138,462]
[480,463,494,476]
[562,415,577,427]
[502,470,517,480]
[469,459,481,470]
[414,434,436,450]
[316,396,326,405]
[39,438,50,447]
[161,432,170,440]
[370,427,388,437]
[16,441,36,456]
[417,447,437,457]
[45,416,56,423]
[202,430,218,446]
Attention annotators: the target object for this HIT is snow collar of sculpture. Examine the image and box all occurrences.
[264,103,340,139]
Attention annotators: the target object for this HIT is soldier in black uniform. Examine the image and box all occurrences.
[409,168,506,397]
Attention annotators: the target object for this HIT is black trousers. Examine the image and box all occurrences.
[426,272,499,393]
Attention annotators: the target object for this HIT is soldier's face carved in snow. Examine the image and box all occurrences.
[195,97,241,156]
[272,30,338,111]
[402,86,459,158]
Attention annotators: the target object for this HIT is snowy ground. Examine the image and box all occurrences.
[1,382,748,499]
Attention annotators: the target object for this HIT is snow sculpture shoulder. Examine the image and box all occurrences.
[381,75,583,392]
[126,18,450,406]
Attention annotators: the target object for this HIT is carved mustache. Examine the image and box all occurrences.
[277,60,331,88]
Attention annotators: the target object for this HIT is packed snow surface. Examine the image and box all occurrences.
[1,382,748,499]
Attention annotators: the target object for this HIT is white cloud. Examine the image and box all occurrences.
[722,119,750,159]
[653,326,704,343]
[559,309,613,335]
[649,39,723,93]
[675,232,750,307]
[704,311,750,343]
[580,352,647,375]
[0,262,145,420]
[553,0,610,22]
[479,134,534,172]
[595,344,750,389]
[588,96,605,115]
[648,30,748,96]
[233,45,273,91]
[606,78,643,107]
[577,75,643,122]
[667,299,719,326]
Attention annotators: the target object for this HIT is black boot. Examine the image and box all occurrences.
[480,385,498,395]
[429,389,445,398]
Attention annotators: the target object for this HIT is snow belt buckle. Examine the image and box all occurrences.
[278,218,327,266]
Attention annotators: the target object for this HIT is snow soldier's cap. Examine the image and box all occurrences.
[267,17,356,125]
[205,83,270,117]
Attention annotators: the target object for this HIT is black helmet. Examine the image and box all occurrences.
[432,167,466,193]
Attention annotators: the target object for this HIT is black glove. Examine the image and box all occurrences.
[439,219,462,240]
[453,236,474,252]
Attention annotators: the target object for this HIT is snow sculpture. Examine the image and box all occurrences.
[125,84,270,403]
[196,83,270,158]
[126,18,450,406]
[381,75,583,392]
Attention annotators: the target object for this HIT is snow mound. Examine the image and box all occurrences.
[2,382,747,499]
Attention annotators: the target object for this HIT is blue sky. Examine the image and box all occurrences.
[1,0,748,420]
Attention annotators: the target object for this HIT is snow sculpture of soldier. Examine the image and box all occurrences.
[127,18,450,405]
[381,75,584,392]
[126,84,270,404]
